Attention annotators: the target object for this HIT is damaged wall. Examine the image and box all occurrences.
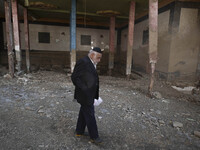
[120,1,200,81]
[1,23,112,73]
[120,10,171,73]
[2,23,113,51]
[168,8,200,81]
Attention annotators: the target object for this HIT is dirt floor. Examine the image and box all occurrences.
[0,67,200,150]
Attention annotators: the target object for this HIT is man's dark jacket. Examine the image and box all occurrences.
[71,56,99,105]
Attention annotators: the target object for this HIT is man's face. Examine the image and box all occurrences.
[91,52,102,65]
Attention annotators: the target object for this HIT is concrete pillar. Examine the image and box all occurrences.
[108,16,115,75]
[24,8,30,73]
[0,22,4,52]
[5,0,14,78]
[11,0,22,72]
[197,9,200,77]
[148,0,158,96]
[70,0,76,73]
[126,1,135,78]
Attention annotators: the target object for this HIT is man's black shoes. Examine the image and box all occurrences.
[75,131,89,137]
[90,137,102,144]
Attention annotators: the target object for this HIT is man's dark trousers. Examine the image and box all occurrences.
[76,104,99,139]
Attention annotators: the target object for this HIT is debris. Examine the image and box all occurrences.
[3,74,12,79]
[192,88,200,95]
[173,121,183,128]
[98,116,102,119]
[171,86,195,94]
[17,77,29,85]
[38,109,45,113]
[37,106,44,113]
[158,120,165,124]
[194,131,200,138]
[162,99,170,103]
[186,118,195,122]
[152,91,162,99]
[155,110,161,115]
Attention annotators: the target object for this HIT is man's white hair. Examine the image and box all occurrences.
[88,49,97,56]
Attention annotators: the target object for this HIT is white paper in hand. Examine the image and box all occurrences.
[94,97,103,106]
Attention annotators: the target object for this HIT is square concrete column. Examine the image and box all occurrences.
[126,1,135,78]
[5,0,14,77]
[11,0,22,72]
[24,8,30,73]
[70,0,76,73]
[108,16,115,75]
[148,0,158,96]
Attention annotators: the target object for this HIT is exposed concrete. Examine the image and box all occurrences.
[157,10,171,73]
[168,8,199,81]
[121,1,200,82]
[23,8,30,73]
[3,23,113,52]
[148,0,158,96]
[108,16,115,75]
[4,0,14,78]
[11,0,22,72]
[70,50,76,73]
[126,1,135,76]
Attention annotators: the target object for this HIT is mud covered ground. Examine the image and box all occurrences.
[0,69,200,150]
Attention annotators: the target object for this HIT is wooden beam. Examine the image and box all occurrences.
[136,0,175,20]
[28,7,129,19]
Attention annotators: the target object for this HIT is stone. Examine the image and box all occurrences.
[156,110,162,115]
[52,65,63,71]
[31,65,39,72]
[173,121,183,128]
[158,120,165,124]
[25,106,35,111]
[194,131,200,138]
[38,109,45,113]
[152,91,162,99]
[3,74,12,79]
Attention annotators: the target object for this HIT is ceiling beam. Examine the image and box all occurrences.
[28,8,129,19]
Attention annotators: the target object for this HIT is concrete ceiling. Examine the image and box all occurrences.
[0,0,176,28]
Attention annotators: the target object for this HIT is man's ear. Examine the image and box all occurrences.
[90,53,95,58]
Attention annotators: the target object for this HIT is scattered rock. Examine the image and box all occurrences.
[31,65,39,72]
[15,70,25,76]
[192,88,200,95]
[156,110,162,115]
[37,106,44,113]
[152,91,162,99]
[17,77,29,85]
[194,131,200,138]
[0,66,8,76]
[64,68,71,73]
[38,109,45,113]
[52,65,63,71]
[173,121,183,128]
[150,109,154,112]
[25,106,35,111]
[158,120,165,124]
[3,74,12,79]
[172,86,195,94]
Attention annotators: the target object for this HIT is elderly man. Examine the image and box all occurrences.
[71,47,102,144]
